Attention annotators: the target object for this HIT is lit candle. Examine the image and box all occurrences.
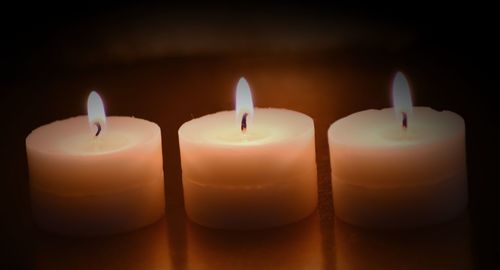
[328,72,467,228]
[26,91,165,235]
[178,78,317,229]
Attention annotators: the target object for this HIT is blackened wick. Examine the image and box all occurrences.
[241,113,248,133]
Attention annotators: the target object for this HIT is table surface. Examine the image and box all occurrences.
[2,53,487,269]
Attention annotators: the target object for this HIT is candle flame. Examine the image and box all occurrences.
[236,77,254,132]
[392,72,412,128]
[87,91,106,136]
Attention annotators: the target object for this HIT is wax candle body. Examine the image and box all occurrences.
[26,116,165,235]
[178,108,317,229]
[328,107,467,228]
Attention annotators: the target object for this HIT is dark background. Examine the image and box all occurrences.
[2,2,498,269]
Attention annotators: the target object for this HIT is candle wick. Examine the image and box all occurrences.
[95,122,102,137]
[402,112,408,130]
[241,112,248,133]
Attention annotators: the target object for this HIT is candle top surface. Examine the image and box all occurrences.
[26,116,161,156]
[329,107,464,148]
[179,108,314,147]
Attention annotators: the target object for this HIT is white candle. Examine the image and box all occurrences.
[26,92,165,235]
[328,72,467,228]
[178,78,317,229]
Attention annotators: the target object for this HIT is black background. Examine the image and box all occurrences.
[2,2,498,269]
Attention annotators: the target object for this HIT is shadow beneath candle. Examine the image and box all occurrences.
[334,213,474,270]
[164,202,189,270]
[34,217,172,270]
[186,211,323,270]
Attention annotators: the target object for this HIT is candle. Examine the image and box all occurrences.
[178,78,317,229]
[26,91,165,235]
[328,72,467,228]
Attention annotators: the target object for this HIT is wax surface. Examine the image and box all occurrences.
[328,107,467,228]
[178,108,317,229]
[26,116,165,235]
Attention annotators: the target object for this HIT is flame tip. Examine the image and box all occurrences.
[394,72,408,83]
[237,77,249,87]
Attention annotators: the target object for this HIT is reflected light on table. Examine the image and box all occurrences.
[186,211,323,269]
[334,214,473,270]
[34,218,172,270]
